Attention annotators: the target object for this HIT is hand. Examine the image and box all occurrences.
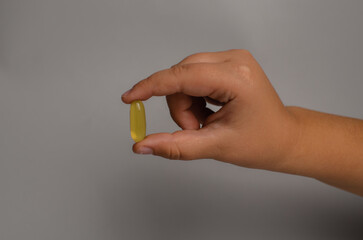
[122,49,297,171]
[122,49,363,196]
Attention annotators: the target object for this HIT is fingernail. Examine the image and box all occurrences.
[122,89,132,98]
[136,147,153,155]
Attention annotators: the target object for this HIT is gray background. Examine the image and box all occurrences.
[0,0,362,239]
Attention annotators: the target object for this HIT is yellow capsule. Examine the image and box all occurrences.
[130,100,146,142]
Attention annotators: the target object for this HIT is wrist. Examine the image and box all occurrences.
[276,106,305,175]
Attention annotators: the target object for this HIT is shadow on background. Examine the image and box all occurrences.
[101,163,363,240]
[311,207,363,240]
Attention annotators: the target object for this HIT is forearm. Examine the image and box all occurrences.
[283,107,363,196]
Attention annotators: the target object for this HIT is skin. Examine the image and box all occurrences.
[122,49,363,196]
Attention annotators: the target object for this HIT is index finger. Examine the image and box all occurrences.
[121,62,237,104]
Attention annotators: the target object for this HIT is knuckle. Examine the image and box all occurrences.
[170,64,187,77]
[137,73,157,90]
[237,64,252,79]
[227,48,240,53]
[167,131,184,160]
[232,63,252,80]
[183,52,210,63]
[171,63,207,78]
[228,49,253,57]
[168,143,182,160]
[144,71,159,84]
[133,78,148,90]
[241,49,253,57]
[229,62,254,88]
[183,54,198,63]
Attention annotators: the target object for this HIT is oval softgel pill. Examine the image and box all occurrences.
[130,100,146,142]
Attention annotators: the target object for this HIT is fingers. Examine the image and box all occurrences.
[121,49,253,104]
[132,129,219,160]
[188,98,215,125]
[166,93,199,130]
[166,94,214,130]
[122,62,238,104]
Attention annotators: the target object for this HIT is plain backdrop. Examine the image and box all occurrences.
[1,0,363,239]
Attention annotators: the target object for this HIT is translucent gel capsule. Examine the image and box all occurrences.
[130,100,146,142]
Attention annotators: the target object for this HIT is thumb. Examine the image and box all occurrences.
[133,130,218,160]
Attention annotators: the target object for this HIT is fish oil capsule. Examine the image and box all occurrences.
[130,100,146,142]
